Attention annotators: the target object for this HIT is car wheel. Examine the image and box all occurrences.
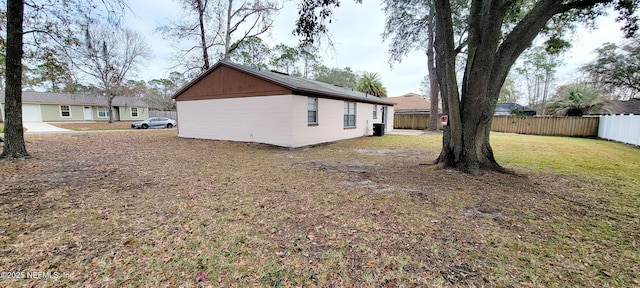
[166,123,174,128]
[141,124,149,129]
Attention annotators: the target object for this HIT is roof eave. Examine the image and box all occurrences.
[173,61,396,106]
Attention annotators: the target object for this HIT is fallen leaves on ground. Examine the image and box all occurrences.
[0,130,638,287]
[52,122,135,131]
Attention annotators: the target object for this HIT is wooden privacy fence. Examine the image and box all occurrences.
[491,116,599,137]
[149,110,177,119]
[394,113,437,130]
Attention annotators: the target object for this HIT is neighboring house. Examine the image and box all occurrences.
[610,98,640,114]
[172,60,395,148]
[388,92,431,114]
[387,92,442,130]
[494,103,537,116]
[0,91,149,123]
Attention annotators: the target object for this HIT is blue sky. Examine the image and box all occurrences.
[124,0,628,98]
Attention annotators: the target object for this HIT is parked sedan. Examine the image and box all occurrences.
[131,117,177,129]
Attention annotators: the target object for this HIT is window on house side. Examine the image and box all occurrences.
[60,105,71,117]
[131,107,139,117]
[98,107,110,118]
[373,104,377,119]
[308,97,318,124]
[344,102,356,128]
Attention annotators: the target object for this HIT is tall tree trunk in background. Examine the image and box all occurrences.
[108,94,115,123]
[541,69,551,114]
[426,7,439,131]
[223,0,233,60]
[2,0,29,159]
[197,0,210,70]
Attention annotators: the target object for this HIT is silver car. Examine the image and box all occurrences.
[131,117,177,129]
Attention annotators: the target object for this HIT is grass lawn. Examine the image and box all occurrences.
[1,130,638,287]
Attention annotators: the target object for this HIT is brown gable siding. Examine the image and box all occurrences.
[174,66,292,101]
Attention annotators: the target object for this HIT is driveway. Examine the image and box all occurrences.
[23,122,72,133]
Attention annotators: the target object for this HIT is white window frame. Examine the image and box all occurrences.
[60,105,71,118]
[308,97,318,125]
[344,102,356,128]
[98,107,110,118]
[373,104,378,119]
[131,107,139,118]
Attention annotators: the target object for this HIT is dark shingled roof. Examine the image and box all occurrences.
[610,98,640,114]
[172,61,396,106]
[495,103,537,116]
[0,91,148,107]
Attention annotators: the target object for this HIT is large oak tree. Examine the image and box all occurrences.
[295,0,638,175]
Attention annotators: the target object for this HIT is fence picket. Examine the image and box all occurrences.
[491,116,599,137]
[599,115,640,146]
[149,111,177,119]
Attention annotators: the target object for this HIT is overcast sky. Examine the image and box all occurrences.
[124,0,629,98]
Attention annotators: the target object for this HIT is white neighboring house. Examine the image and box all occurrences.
[172,61,395,148]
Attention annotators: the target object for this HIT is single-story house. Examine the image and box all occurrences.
[388,92,432,114]
[494,103,537,116]
[172,60,395,148]
[0,91,149,122]
[610,98,640,114]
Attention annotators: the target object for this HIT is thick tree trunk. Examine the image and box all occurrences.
[436,105,504,175]
[426,8,439,131]
[431,0,602,175]
[433,0,509,175]
[2,0,29,159]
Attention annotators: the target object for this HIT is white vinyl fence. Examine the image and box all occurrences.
[598,114,640,146]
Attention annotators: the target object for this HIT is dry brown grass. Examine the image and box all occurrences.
[1,130,638,287]
[51,122,135,131]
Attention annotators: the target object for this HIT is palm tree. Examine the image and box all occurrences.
[356,72,388,97]
[546,84,611,116]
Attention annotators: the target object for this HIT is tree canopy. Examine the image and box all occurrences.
[515,46,564,115]
[312,65,359,89]
[582,36,640,99]
[356,72,388,97]
[157,0,281,73]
